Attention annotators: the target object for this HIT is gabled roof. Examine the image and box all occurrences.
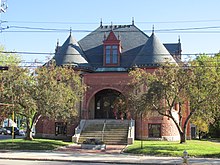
[133,33,177,67]
[105,31,119,42]
[54,33,90,67]
[78,24,149,68]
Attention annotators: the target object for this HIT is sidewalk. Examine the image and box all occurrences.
[0,144,219,164]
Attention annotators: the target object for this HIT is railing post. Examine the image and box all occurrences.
[130,119,132,138]
[127,119,135,144]
[102,120,106,142]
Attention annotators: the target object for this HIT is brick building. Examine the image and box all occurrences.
[36,22,190,143]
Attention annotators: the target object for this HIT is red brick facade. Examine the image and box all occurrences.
[36,68,190,141]
[81,71,190,141]
[82,72,131,119]
[36,23,190,141]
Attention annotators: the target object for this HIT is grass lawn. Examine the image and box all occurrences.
[124,140,220,158]
[0,138,71,150]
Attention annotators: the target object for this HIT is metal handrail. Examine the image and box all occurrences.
[129,119,132,138]
[101,120,106,141]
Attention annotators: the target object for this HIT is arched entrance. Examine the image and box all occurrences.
[94,89,126,119]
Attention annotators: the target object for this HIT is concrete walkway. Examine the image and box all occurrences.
[0,144,219,164]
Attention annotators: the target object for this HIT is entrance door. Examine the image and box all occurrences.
[95,89,122,119]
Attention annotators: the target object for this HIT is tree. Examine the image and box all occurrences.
[113,93,128,119]
[0,45,21,66]
[209,115,220,138]
[1,63,85,140]
[129,56,220,143]
[191,114,210,139]
[0,46,21,123]
[189,55,220,139]
[1,66,37,140]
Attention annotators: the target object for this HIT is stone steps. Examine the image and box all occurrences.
[78,119,129,145]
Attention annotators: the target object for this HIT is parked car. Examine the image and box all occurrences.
[0,127,7,134]
[2,127,19,135]
[19,130,26,136]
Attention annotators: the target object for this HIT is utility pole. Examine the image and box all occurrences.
[0,0,8,32]
[0,0,7,13]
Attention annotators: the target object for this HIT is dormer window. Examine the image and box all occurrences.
[103,31,121,66]
[105,45,118,64]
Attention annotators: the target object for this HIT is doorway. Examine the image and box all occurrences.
[95,89,125,119]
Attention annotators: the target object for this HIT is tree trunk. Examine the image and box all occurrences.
[170,116,187,144]
[180,132,186,143]
[198,131,201,140]
[24,119,33,140]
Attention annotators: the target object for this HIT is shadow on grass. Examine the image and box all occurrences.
[125,145,181,156]
[202,153,220,158]
[0,139,70,150]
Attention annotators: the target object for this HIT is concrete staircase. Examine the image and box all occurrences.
[78,120,129,145]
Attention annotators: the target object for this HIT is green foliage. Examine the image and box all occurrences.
[0,62,85,140]
[0,139,71,150]
[129,65,191,143]
[34,64,85,121]
[128,54,220,143]
[128,68,153,117]
[125,140,220,158]
[0,66,33,114]
[209,115,220,138]
[190,54,220,137]
[0,45,21,66]
[192,117,209,133]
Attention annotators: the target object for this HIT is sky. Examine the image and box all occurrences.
[1,0,220,65]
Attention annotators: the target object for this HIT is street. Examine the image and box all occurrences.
[0,160,118,165]
[0,134,24,140]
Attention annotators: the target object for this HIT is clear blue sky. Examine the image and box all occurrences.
[1,0,220,64]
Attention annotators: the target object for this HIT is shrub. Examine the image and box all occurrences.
[82,138,104,145]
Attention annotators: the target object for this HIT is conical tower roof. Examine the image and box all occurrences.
[133,33,177,66]
[54,34,90,67]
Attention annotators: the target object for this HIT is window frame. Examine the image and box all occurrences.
[55,122,67,136]
[148,123,161,138]
[104,44,120,66]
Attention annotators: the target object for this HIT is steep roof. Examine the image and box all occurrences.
[51,24,181,71]
[54,33,90,67]
[133,32,177,67]
[78,24,149,68]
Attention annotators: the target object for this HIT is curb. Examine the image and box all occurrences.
[0,157,179,165]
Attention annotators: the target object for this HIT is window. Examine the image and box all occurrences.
[55,122,67,136]
[148,124,161,138]
[112,45,118,64]
[105,46,111,64]
[105,45,118,65]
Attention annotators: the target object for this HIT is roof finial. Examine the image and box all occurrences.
[100,18,103,27]
[104,32,106,40]
[178,35,181,43]
[55,39,59,53]
[132,17,134,25]
[152,25,155,34]
[110,22,113,31]
[57,39,59,46]
[70,27,72,35]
